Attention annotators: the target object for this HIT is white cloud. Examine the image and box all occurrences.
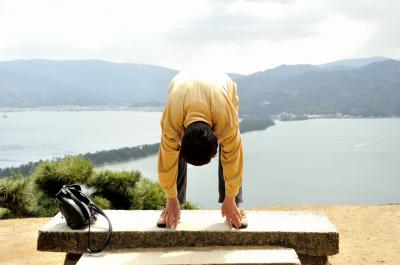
[0,0,399,74]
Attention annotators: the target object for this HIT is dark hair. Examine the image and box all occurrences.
[180,121,218,166]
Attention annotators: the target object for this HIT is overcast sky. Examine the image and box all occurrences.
[0,0,399,74]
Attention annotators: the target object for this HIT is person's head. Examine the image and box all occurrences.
[180,121,218,166]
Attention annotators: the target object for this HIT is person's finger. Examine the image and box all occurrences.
[171,216,177,229]
[170,213,175,228]
[233,214,241,229]
[236,212,242,221]
[226,217,232,229]
[165,213,170,228]
[168,212,178,229]
[236,208,241,216]
[163,211,167,223]
[166,213,173,229]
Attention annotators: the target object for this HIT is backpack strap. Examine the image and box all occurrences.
[86,203,113,253]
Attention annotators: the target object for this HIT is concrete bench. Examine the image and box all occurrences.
[37,210,339,265]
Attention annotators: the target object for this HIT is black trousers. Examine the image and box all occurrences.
[177,145,243,206]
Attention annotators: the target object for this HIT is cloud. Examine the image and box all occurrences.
[320,0,400,57]
[167,17,318,44]
[0,0,399,73]
[166,0,325,44]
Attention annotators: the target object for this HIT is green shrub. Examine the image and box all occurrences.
[87,170,142,209]
[132,178,198,210]
[0,176,35,217]
[181,201,198,210]
[1,155,198,218]
[0,208,13,219]
[91,195,111,209]
[33,190,59,217]
[133,178,166,210]
[33,156,93,196]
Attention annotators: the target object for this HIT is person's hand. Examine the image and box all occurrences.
[221,196,241,229]
[164,197,181,229]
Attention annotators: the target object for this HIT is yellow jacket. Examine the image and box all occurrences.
[157,71,244,199]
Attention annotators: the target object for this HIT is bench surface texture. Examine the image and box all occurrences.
[37,210,339,257]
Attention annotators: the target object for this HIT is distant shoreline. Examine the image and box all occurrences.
[1,106,399,120]
[0,117,273,174]
[1,110,399,175]
[0,105,164,112]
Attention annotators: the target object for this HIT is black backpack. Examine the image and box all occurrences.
[56,184,112,253]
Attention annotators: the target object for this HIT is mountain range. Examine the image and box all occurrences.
[0,57,399,117]
[236,57,400,117]
[0,60,177,106]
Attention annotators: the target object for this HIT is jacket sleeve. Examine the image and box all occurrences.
[157,129,180,198]
[219,80,243,198]
[157,92,184,198]
[220,124,244,198]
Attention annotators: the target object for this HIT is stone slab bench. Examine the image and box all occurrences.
[76,247,301,265]
[37,210,339,265]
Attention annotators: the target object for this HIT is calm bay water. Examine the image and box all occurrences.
[0,111,162,167]
[101,118,400,208]
[1,111,399,208]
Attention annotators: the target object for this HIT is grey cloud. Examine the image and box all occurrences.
[362,16,400,56]
[168,25,315,44]
[324,0,400,57]
[325,0,400,22]
[165,0,326,44]
[166,0,400,60]
[167,12,323,44]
